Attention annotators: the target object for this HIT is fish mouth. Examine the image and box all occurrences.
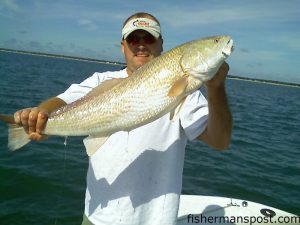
[222,39,234,57]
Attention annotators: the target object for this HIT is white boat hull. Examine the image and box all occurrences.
[177,195,299,225]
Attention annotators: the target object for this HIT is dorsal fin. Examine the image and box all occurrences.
[87,78,126,98]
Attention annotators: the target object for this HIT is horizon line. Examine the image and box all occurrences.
[1,47,299,88]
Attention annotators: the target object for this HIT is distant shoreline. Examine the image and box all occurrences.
[0,47,125,66]
[227,75,300,88]
[1,47,299,88]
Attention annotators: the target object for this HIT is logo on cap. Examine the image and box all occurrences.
[133,19,150,27]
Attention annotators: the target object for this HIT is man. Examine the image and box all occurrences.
[13,12,232,225]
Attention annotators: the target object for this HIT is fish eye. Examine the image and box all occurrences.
[214,39,219,43]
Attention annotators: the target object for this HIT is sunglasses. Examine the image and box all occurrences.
[125,33,158,45]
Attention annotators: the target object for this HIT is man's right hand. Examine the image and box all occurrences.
[14,107,49,141]
[13,97,67,141]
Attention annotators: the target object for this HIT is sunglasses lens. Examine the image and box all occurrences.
[126,35,139,45]
[144,35,156,44]
[126,33,157,45]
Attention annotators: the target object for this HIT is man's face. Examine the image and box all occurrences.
[121,30,163,76]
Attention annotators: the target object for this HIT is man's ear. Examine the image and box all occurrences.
[121,40,125,54]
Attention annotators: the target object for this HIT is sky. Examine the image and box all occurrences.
[0,0,299,84]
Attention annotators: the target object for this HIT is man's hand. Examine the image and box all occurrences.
[14,107,49,141]
[13,97,67,141]
[206,62,229,89]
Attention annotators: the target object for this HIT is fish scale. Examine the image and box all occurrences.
[0,35,234,154]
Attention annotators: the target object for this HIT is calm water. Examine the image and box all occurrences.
[0,52,299,224]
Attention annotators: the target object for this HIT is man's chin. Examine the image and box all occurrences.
[135,56,152,66]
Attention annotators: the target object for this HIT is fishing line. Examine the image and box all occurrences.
[54,136,68,225]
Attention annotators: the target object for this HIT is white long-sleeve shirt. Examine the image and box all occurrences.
[57,68,208,225]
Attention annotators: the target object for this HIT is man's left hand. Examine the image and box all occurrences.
[206,62,229,89]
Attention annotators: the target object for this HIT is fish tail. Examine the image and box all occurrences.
[0,114,30,151]
[8,124,31,151]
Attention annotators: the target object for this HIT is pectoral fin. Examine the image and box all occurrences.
[83,136,109,156]
[168,76,188,97]
[169,97,187,121]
